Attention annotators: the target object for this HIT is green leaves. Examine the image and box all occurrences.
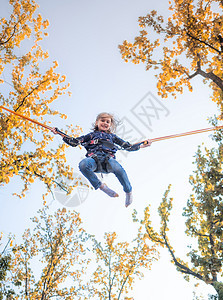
[139,127,223,297]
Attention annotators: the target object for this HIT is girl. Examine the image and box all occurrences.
[51,112,151,207]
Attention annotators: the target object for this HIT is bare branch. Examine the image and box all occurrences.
[162,235,204,281]
[188,59,223,91]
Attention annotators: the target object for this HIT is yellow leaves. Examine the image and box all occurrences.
[42,19,49,29]
[119,32,159,67]
[150,10,157,17]
[119,0,223,102]
[53,60,59,68]
[92,227,159,299]
[0,1,77,198]
[3,206,89,298]
[13,1,22,15]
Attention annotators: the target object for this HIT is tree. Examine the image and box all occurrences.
[0,0,80,198]
[119,0,223,110]
[90,229,159,300]
[2,206,90,300]
[1,208,160,300]
[0,235,18,300]
[138,128,223,298]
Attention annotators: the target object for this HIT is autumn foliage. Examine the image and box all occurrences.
[0,0,80,198]
[138,128,223,298]
[0,207,160,300]
[90,229,159,300]
[119,0,223,110]
[119,1,223,295]
[1,207,90,300]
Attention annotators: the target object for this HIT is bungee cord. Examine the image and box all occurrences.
[1,105,223,144]
[140,125,223,145]
[0,105,53,130]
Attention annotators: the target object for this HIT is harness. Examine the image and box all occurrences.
[84,138,117,173]
[85,138,117,149]
[89,153,112,173]
[62,132,129,173]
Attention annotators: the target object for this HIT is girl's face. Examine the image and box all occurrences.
[96,117,112,132]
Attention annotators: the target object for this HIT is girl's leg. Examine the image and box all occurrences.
[125,192,133,207]
[107,158,132,193]
[79,157,118,197]
[79,157,101,190]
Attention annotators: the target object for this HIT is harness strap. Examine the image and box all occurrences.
[89,153,112,174]
[86,138,116,150]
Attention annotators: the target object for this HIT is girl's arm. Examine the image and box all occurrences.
[113,135,152,151]
[51,127,91,147]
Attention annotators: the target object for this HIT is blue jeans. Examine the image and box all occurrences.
[79,155,132,193]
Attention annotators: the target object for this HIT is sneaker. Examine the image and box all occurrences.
[99,183,119,198]
[125,192,133,207]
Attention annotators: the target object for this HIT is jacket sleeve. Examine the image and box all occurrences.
[113,134,141,151]
[63,133,92,147]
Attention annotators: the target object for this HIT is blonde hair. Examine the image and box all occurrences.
[93,112,119,133]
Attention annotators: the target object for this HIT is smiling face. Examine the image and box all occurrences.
[96,116,112,132]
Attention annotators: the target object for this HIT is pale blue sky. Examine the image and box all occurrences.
[0,0,221,299]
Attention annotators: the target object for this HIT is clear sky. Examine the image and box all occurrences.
[0,0,221,299]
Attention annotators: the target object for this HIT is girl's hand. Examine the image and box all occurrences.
[140,139,152,148]
[51,127,58,134]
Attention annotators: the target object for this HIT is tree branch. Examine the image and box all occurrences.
[186,32,221,54]
[188,59,223,91]
[0,15,27,47]
[14,79,50,112]
[162,235,204,281]
[0,24,17,46]
[217,35,223,52]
